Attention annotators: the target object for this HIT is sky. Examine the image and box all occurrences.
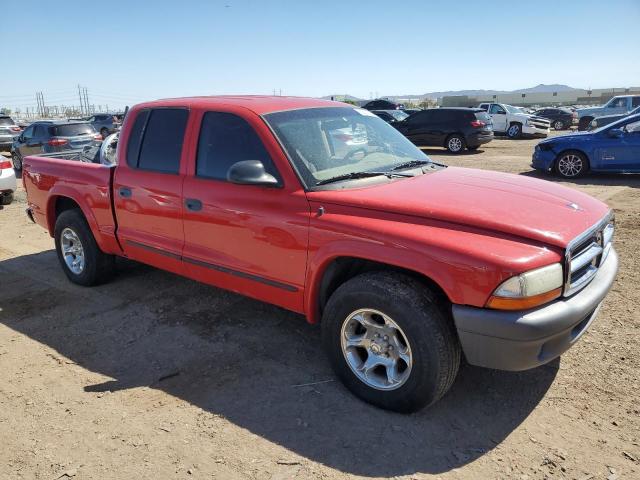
[1,0,639,111]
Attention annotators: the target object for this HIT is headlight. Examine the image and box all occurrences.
[525,119,532,126]
[486,263,563,310]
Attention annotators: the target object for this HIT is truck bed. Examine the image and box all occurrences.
[23,155,120,254]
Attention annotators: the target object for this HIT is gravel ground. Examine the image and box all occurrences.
[0,134,639,480]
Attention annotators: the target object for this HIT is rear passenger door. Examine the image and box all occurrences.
[181,109,310,312]
[401,111,434,145]
[113,107,190,275]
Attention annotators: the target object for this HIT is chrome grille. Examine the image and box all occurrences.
[564,212,614,297]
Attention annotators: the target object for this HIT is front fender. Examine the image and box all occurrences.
[303,211,562,324]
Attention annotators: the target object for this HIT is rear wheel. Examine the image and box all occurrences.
[555,151,588,178]
[1,192,13,205]
[321,272,460,412]
[54,209,115,286]
[553,120,565,130]
[445,134,465,153]
[507,123,522,139]
[11,152,22,171]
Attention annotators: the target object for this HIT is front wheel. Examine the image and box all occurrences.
[553,120,565,130]
[445,134,465,153]
[321,272,461,412]
[555,151,588,178]
[506,123,522,139]
[54,209,115,286]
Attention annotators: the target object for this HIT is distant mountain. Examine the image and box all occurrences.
[512,84,575,93]
[323,84,580,103]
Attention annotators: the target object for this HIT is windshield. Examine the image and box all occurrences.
[592,114,640,134]
[264,107,430,188]
[390,110,409,121]
[503,104,522,114]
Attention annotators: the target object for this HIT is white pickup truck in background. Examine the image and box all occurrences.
[479,103,550,139]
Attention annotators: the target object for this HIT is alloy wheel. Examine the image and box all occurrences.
[61,227,85,274]
[340,308,413,391]
[448,137,463,152]
[557,154,583,177]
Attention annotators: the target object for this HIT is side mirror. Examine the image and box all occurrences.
[227,160,279,186]
[608,128,624,138]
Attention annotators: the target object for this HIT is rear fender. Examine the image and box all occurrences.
[46,186,121,255]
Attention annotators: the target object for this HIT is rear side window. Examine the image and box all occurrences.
[133,108,188,173]
[196,111,277,181]
[34,125,48,137]
[52,123,95,136]
[407,110,432,125]
[474,112,491,122]
[126,110,150,167]
[632,97,640,108]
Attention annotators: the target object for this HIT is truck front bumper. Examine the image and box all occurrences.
[452,247,618,371]
[522,125,549,137]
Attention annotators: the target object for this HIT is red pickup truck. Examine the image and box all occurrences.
[23,96,618,412]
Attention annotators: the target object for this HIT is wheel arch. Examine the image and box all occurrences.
[45,192,118,254]
[311,256,451,325]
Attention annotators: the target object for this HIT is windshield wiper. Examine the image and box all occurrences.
[315,170,412,186]
[390,159,431,171]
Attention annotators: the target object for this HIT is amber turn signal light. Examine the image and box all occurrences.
[485,287,562,311]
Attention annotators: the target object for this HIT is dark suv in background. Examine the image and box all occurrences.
[394,108,493,153]
[11,120,99,171]
[533,107,577,130]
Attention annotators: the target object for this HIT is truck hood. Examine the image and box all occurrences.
[307,167,610,248]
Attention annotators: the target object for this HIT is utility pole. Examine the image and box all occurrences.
[83,87,90,114]
[78,85,84,115]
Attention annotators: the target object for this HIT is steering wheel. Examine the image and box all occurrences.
[344,148,368,163]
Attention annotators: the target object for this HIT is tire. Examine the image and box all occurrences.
[321,271,461,413]
[553,120,565,131]
[445,134,465,154]
[100,128,109,139]
[11,152,22,171]
[555,150,589,179]
[506,123,522,139]
[54,209,115,286]
[1,192,13,205]
[467,145,480,151]
[578,117,593,131]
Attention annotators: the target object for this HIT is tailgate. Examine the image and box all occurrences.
[23,155,115,238]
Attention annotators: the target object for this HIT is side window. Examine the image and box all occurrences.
[196,111,278,181]
[34,125,47,137]
[137,108,188,173]
[407,111,432,125]
[22,125,34,139]
[632,97,640,108]
[489,104,506,115]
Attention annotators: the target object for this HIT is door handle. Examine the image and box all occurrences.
[119,187,132,198]
[185,198,203,211]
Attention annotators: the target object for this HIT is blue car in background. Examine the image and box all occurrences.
[532,113,640,178]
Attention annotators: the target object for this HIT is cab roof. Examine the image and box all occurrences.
[134,96,352,115]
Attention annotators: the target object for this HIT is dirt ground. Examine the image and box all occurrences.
[1,134,639,480]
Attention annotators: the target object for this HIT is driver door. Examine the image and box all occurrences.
[181,109,310,313]
[596,120,640,171]
[489,104,508,132]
